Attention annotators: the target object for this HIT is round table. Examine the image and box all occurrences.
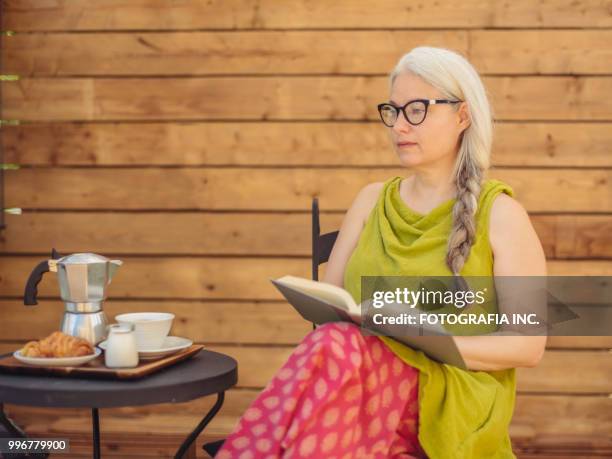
[0,349,238,459]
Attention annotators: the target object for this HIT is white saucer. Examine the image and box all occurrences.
[98,336,193,360]
[14,347,101,367]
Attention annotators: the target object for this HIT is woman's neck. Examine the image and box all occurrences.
[407,173,455,200]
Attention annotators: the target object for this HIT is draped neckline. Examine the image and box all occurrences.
[391,176,457,221]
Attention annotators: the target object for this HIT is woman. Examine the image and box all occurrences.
[215,46,547,459]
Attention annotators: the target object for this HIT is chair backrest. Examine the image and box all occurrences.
[311,197,339,330]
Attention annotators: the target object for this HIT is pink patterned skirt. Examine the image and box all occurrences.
[215,321,426,458]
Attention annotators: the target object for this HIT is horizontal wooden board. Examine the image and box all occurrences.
[0,300,312,345]
[543,336,612,350]
[5,391,612,442]
[4,0,612,30]
[220,347,612,395]
[4,77,612,121]
[5,168,612,212]
[517,456,610,459]
[511,394,612,447]
[1,339,609,395]
[0,426,608,459]
[4,30,612,76]
[515,350,612,394]
[3,122,611,167]
[1,212,611,259]
[469,31,612,75]
[0,430,604,459]
[0,256,310,300]
[4,388,612,438]
[1,256,612,300]
[0,301,610,350]
[3,394,610,452]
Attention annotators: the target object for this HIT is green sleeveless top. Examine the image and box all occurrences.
[344,175,517,459]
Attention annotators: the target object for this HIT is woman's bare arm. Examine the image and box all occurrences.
[454,193,548,371]
[322,182,383,289]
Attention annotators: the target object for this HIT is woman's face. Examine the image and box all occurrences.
[387,72,469,169]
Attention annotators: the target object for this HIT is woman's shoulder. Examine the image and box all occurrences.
[358,176,400,202]
[476,178,517,219]
[480,178,522,218]
[479,178,515,202]
[352,181,386,224]
[475,177,530,245]
[485,180,547,276]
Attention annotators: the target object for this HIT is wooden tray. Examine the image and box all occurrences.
[0,344,204,380]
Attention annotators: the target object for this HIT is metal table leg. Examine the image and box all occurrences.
[91,408,100,459]
[0,403,49,459]
[174,392,224,459]
[0,403,27,439]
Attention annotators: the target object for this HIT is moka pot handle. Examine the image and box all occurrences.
[23,248,63,306]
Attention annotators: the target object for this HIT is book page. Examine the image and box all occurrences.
[275,276,359,315]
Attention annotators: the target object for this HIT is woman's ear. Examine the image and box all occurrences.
[457,102,471,132]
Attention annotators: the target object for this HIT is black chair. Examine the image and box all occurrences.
[202,197,339,457]
[310,197,340,330]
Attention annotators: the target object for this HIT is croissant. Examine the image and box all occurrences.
[21,331,94,358]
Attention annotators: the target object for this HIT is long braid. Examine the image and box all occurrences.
[446,156,483,295]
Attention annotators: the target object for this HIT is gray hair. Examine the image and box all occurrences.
[389,46,494,278]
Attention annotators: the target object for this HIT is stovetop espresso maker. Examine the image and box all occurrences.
[23,248,123,344]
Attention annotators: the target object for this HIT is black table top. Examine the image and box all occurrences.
[0,349,238,408]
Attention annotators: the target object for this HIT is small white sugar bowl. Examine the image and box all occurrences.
[104,323,139,368]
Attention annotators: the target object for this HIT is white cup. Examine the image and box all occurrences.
[115,312,174,350]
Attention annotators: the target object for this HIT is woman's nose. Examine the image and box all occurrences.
[392,113,413,134]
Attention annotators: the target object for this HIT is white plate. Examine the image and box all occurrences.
[98,336,193,361]
[13,347,101,367]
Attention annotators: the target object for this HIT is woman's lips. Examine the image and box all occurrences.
[397,142,417,147]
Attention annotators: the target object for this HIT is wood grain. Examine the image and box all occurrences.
[3,122,611,167]
[4,0,612,30]
[1,257,612,300]
[1,212,611,259]
[5,168,612,212]
[4,30,612,76]
[4,77,612,122]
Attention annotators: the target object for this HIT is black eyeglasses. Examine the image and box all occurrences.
[377,99,463,127]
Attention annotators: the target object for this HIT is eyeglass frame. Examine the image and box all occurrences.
[377,99,463,127]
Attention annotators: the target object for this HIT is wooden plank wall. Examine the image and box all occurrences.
[1,1,611,458]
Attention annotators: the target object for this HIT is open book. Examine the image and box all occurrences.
[270,275,466,369]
